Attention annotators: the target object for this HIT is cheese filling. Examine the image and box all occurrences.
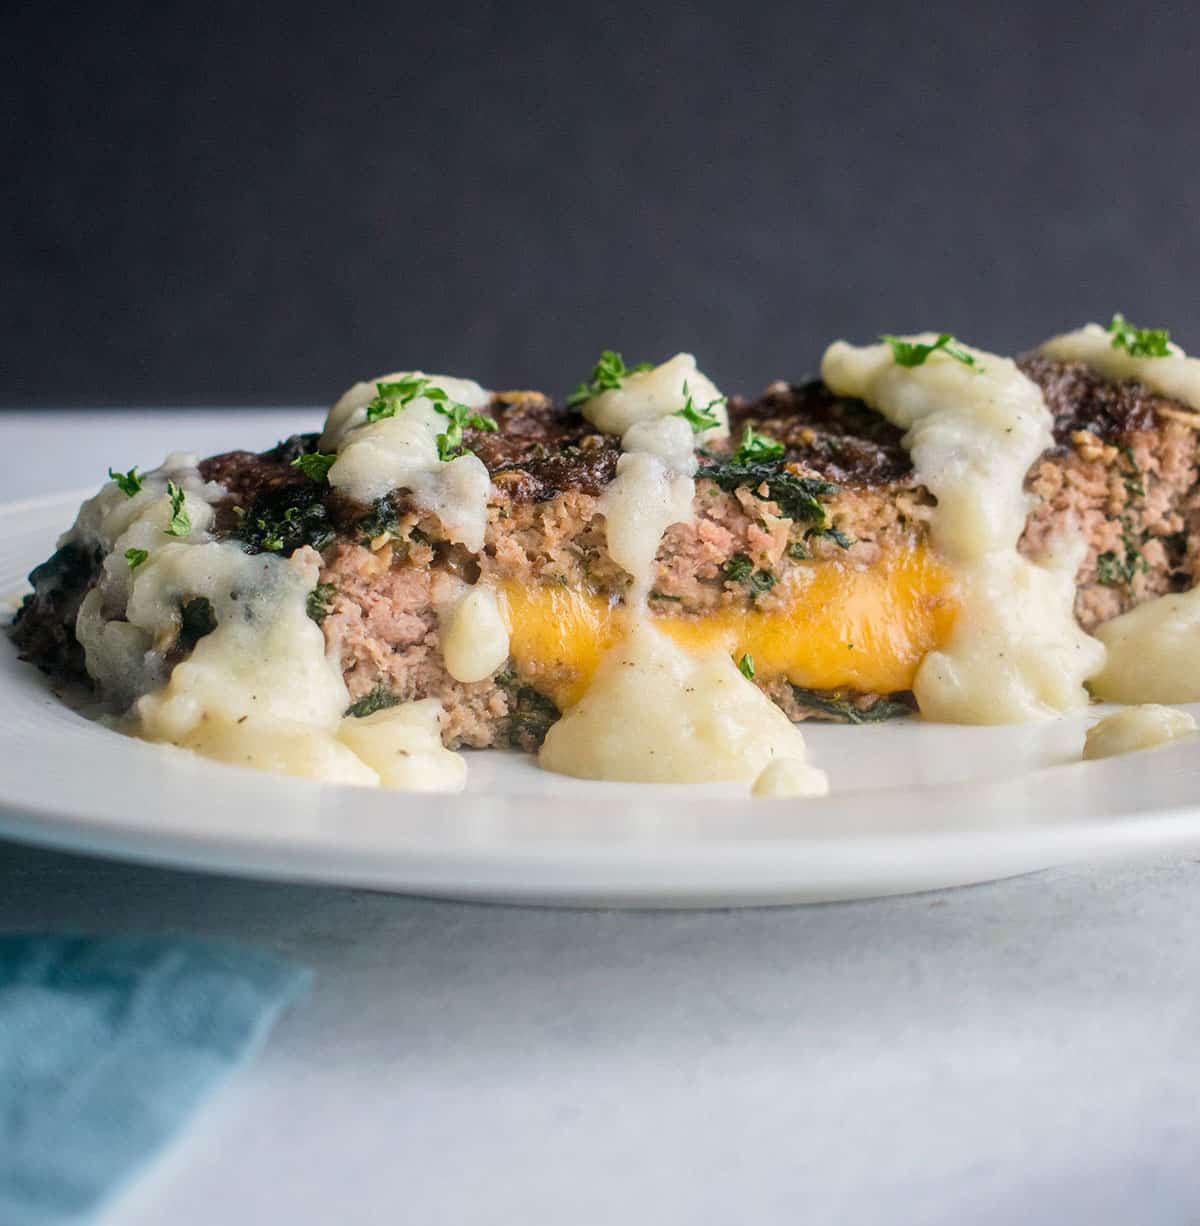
[436,581,511,685]
[495,547,956,711]
[821,335,1105,723]
[538,355,825,786]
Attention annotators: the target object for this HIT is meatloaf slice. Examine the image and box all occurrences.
[11,364,1200,749]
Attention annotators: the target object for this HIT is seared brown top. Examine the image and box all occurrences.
[472,382,915,498]
[471,393,619,501]
[727,380,913,485]
[1020,354,1167,444]
[194,383,918,539]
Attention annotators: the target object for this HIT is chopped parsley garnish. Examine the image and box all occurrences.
[345,684,400,718]
[1107,313,1171,359]
[124,547,148,569]
[164,481,192,537]
[435,400,499,461]
[698,456,839,528]
[108,466,143,497]
[363,376,497,459]
[290,451,338,482]
[306,582,338,623]
[737,652,755,680]
[881,333,983,372]
[567,350,652,407]
[365,375,436,423]
[674,381,726,433]
[733,426,785,463]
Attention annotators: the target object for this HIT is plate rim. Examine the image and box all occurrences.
[5,488,1200,907]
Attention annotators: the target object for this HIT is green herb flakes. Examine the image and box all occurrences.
[567,350,652,407]
[365,375,434,423]
[674,381,726,433]
[435,401,499,462]
[1107,313,1171,359]
[1096,520,1148,588]
[363,376,497,459]
[881,333,983,372]
[733,426,785,463]
[291,451,338,482]
[1119,446,1145,499]
[108,466,143,497]
[164,481,192,537]
[124,547,148,569]
[737,652,755,680]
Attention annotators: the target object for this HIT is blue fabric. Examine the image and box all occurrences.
[0,934,311,1226]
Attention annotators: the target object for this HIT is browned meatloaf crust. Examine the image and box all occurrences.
[12,361,1200,748]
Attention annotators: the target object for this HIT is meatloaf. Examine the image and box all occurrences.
[12,358,1200,748]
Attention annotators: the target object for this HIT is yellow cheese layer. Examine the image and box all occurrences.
[495,546,959,709]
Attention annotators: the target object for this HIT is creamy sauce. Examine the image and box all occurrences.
[539,618,814,782]
[69,456,465,790]
[1090,587,1200,703]
[323,371,493,551]
[539,355,823,785]
[598,434,696,604]
[438,584,510,684]
[337,699,467,790]
[1041,324,1200,413]
[821,335,1105,723]
[72,456,224,706]
[1083,704,1197,760]
[582,353,728,441]
[751,757,831,799]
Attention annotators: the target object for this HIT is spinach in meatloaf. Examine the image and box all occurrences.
[11,363,1200,747]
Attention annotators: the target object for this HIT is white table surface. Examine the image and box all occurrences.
[4,410,1200,1226]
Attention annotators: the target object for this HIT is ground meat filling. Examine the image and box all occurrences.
[12,365,1200,745]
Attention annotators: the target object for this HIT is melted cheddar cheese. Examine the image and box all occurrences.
[495,545,958,709]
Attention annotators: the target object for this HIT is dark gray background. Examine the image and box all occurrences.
[4,0,1197,407]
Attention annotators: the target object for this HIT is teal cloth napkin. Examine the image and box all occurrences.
[0,934,311,1225]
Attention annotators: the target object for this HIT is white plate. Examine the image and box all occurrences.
[3,492,1200,908]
